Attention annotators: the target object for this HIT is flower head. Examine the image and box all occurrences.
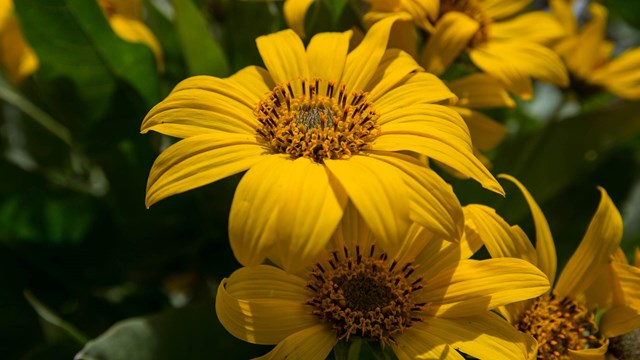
[216,203,550,359]
[551,1,640,100]
[465,174,640,359]
[142,17,503,272]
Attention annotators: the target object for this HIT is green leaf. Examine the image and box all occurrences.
[14,0,160,121]
[75,299,268,360]
[171,0,230,77]
[323,0,349,25]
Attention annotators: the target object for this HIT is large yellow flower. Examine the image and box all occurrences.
[142,17,504,272]
[551,1,640,100]
[216,203,550,359]
[465,174,640,359]
[365,0,570,99]
[0,1,38,84]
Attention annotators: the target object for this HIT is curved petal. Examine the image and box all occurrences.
[612,261,640,309]
[366,49,423,101]
[469,41,569,99]
[283,0,315,38]
[330,201,375,252]
[600,306,640,338]
[343,15,408,93]
[142,77,259,138]
[368,151,464,241]
[591,47,640,100]
[567,342,607,360]
[373,72,457,114]
[482,0,531,20]
[447,73,515,109]
[416,312,532,360]
[109,15,164,70]
[420,258,549,318]
[271,158,345,272]
[420,11,479,76]
[324,156,410,253]
[254,324,337,360]
[145,133,266,207]
[490,11,566,45]
[387,19,419,57]
[306,30,352,82]
[256,29,309,84]
[463,204,537,265]
[215,266,318,345]
[555,187,623,300]
[374,104,503,195]
[549,0,577,35]
[0,12,39,85]
[566,3,608,79]
[451,106,506,151]
[499,174,557,288]
[393,326,463,360]
[228,65,274,104]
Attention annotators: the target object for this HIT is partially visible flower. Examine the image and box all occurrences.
[142,17,503,272]
[365,0,570,99]
[551,1,640,100]
[283,0,315,38]
[216,203,550,359]
[0,0,38,84]
[465,174,640,359]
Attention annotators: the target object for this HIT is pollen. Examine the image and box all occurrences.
[255,78,380,163]
[439,0,491,48]
[516,295,606,360]
[305,245,426,343]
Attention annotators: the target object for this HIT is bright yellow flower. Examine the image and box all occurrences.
[0,1,38,84]
[551,1,640,100]
[216,203,550,359]
[465,174,640,359]
[142,17,504,272]
[365,0,570,99]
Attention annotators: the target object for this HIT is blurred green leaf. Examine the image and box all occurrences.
[171,0,230,77]
[14,0,160,121]
[25,290,89,345]
[323,0,349,25]
[75,299,268,360]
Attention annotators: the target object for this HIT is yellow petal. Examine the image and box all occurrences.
[481,0,532,20]
[416,312,531,360]
[270,158,345,272]
[343,15,408,93]
[469,41,568,98]
[109,15,164,70]
[103,0,142,19]
[393,326,462,360]
[369,151,464,240]
[450,106,506,151]
[306,31,352,82]
[565,3,608,79]
[228,65,274,104]
[420,258,549,317]
[463,204,537,265]
[447,73,515,109]
[635,247,640,267]
[374,104,503,195]
[490,11,565,45]
[366,49,423,101]
[555,187,623,299]
[330,201,375,252]
[215,265,318,345]
[254,324,337,360]
[591,47,640,100]
[145,133,265,207]
[499,174,557,286]
[420,11,479,76]
[387,19,419,57]
[373,72,457,114]
[611,261,640,309]
[568,341,608,360]
[283,0,315,38]
[600,306,640,338]
[324,156,410,253]
[549,0,577,35]
[256,29,309,84]
[0,11,39,85]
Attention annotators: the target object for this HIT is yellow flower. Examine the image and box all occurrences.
[216,203,550,359]
[551,1,640,100]
[465,174,640,359]
[142,17,504,272]
[0,1,38,84]
[365,0,570,99]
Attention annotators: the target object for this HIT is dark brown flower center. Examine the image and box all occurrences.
[306,245,425,343]
[517,295,606,360]
[255,79,380,163]
[439,0,491,48]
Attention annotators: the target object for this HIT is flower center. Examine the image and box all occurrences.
[306,245,425,343]
[439,0,491,48]
[516,295,606,360]
[255,79,380,163]
[609,329,640,360]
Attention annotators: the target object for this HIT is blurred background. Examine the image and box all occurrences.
[1,0,639,358]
